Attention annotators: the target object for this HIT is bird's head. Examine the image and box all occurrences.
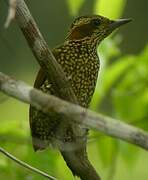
[66,15,131,44]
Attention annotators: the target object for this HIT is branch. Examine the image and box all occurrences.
[15,0,77,103]
[5,0,16,28]
[0,147,57,180]
[0,72,148,150]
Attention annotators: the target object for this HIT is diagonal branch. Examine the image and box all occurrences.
[4,0,16,28]
[0,147,57,180]
[0,72,148,151]
[15,0,77,103]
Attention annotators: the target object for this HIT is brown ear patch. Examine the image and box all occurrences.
[68,23,95,40]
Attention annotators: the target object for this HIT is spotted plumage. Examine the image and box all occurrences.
[29,15,131,180]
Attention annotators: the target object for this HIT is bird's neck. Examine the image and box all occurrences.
[65,37,99,55]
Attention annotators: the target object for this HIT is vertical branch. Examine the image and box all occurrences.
[15,0,77,103]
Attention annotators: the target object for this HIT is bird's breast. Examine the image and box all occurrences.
[56,45,100,107]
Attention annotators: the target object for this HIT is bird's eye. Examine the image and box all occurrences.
[91,19,101,27]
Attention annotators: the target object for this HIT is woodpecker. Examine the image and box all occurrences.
[29,15,131,180]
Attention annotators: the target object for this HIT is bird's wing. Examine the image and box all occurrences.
[29,48,61,151]
[33,47,60,89]
[34,67,46,88]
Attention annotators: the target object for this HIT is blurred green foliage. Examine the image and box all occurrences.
[0,0,148,180]
[94,0,127,18]
[66,0,85,15]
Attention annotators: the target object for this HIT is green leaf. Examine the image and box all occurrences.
[112,45,148,121]
[66,0,85,16]
[94,0,127,19]
[101,57,134,94]
[91,56,134,109]
[96,137,119,167]
[119,143,139,165]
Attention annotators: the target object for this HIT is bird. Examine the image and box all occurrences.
[29,15,131,180]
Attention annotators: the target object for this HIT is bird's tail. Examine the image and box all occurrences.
[60,147,101,180]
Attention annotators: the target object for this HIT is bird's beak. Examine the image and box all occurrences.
[109,18,132,31]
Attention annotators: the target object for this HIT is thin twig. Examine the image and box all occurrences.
[0,147,57,180]
[5,0,16,28]
[0,72,148,151]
